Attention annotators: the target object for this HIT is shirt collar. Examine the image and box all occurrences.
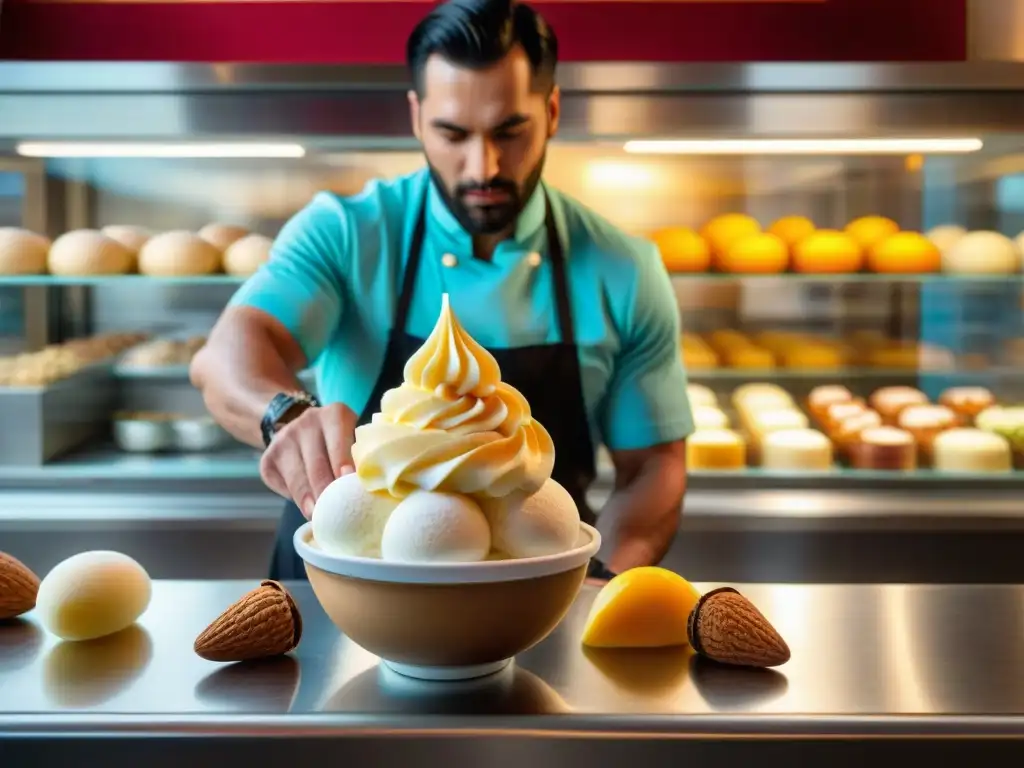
[426,176,548,251]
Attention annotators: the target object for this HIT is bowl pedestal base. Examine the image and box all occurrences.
[383,658,512,681]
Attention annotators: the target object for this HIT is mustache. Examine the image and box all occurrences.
[456,179,517,197]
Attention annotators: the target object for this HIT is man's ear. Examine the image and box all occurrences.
[408,89,422,141]
[547,85,561,138]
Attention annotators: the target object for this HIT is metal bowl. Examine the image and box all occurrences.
[113,418,174,453]
[171,416,228,452]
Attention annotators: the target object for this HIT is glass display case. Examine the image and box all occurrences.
[1,62,1022,583]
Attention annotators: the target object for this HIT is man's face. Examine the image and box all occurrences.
[409,47,560,236]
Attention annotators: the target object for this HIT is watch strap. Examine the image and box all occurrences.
[587,557,618,581]
[260,391,321,448]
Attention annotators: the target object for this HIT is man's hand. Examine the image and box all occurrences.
[259,403,359,519]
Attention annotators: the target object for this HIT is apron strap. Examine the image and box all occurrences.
[393,190,429,337]
[542,189,576,347]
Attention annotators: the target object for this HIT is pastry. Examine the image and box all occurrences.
[780,344,845,370]
[848,427,917,471]
[138,231,222,276]
[974,406,1024,469]
[823,400,868,432]
[222,234,272,277]
[932,428,1012,473]
[198,223,249,252]
[831,409,883,458]
[0,227,50,275]
[897,404,959,463]
[943,231,1020,274]
[939,387,995,422]
[686,383,718,408]
[807,385,854,423]
[760,429,833,471]
[693,406,730,431]
[686,429,746,470]
[748,408,809,439]
[869,386,928,425]
[723,345,775,369]
[845,215,899,250]
[101,225,151,254]
[48,230,134,276]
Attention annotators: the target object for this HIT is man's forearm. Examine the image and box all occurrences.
[190,314,306,449]
[596,452,687,573]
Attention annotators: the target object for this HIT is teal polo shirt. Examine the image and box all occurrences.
[229,167,694,452]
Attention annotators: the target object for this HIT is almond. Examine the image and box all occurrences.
[0,552,40,620]
[194,580,302,662]
[687,586,790,667]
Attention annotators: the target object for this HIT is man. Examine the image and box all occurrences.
[190,0,693,582]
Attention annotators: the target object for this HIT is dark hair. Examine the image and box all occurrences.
[406,0,558,96]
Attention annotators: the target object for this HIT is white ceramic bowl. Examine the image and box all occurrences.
[294,521,600,681]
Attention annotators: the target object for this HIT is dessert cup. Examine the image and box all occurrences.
[295,521,600,681]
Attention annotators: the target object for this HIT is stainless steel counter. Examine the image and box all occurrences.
[3,581,1024,764]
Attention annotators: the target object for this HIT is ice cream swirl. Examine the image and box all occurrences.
[352,294,555,499]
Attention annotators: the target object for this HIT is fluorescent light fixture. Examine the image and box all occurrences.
[15,142,306,158]
[622,138,983,156]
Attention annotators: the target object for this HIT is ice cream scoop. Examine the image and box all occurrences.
[381,491,491,563]
[352,294,555,499]
[312,473,399,558]
[481,479,579,558]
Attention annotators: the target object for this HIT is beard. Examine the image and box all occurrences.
[428,152,546,236]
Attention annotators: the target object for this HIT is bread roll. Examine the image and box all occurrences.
[869,386,928,425]
[932,428,1012,473]
[748,408,809,439]
[926,224,967,255]
[943,231,1020,274]
[198,223,249,252]
[222,233,272,277]
[686,429,746,470]
[48,230,134,276]
[761,429,833,471]
[974,406,1024,468]
[938,386,995,422]
[848,426,917,471]
[0,227,50,275]
[823,400,868,432]
[101,225,151,254]
[138,231,221,277]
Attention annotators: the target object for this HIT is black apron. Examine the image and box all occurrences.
[269,188,597,580]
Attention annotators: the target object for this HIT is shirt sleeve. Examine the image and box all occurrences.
[598,241,694,451]
[228,193,348,366]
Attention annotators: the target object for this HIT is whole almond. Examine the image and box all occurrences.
[194,580,302,662]
[687,587,790,667]
[0,552,41,620]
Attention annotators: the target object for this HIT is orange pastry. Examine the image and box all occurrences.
[686,429,746,470]
[723,345,776,369]
[792,230,864,273]
[768,215,815,248]
[868,232,941,274]
[651,227,711,273]
[780,344,845,370]
[869,386,928,425]
[824,400,868,432]
[807,385,854,424]
[845,216,899,250]
[897,404,959,464]
[700,213,761,269]
[939,386,995,422]
[719,232,789,274]
[848,426,917,471]
[832,409,883,458]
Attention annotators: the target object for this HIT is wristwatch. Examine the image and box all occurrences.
[260,391,321,448]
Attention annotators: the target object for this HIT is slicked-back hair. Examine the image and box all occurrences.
[406,0,558,97]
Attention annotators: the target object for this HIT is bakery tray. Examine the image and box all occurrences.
[0,363,117,466]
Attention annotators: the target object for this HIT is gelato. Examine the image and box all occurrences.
[309,293,580,564]
[381,491,491,563]
[312,474,399,558]
[352,293,555,499]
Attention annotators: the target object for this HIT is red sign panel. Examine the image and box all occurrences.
[0,0,966,63]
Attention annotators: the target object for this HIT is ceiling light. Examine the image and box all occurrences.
[15,142,306,158]
[622,138,983,156]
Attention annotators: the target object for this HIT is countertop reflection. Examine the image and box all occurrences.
[2,581,1024,737]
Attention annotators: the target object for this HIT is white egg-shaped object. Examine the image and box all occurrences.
[36,551,152,641]
[381,491,490,563]
[481,479,579,559]
[312,473,399,558]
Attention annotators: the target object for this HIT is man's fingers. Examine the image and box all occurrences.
[299,427,336,502]
[321,405,354,477]
[272,444,317,519]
